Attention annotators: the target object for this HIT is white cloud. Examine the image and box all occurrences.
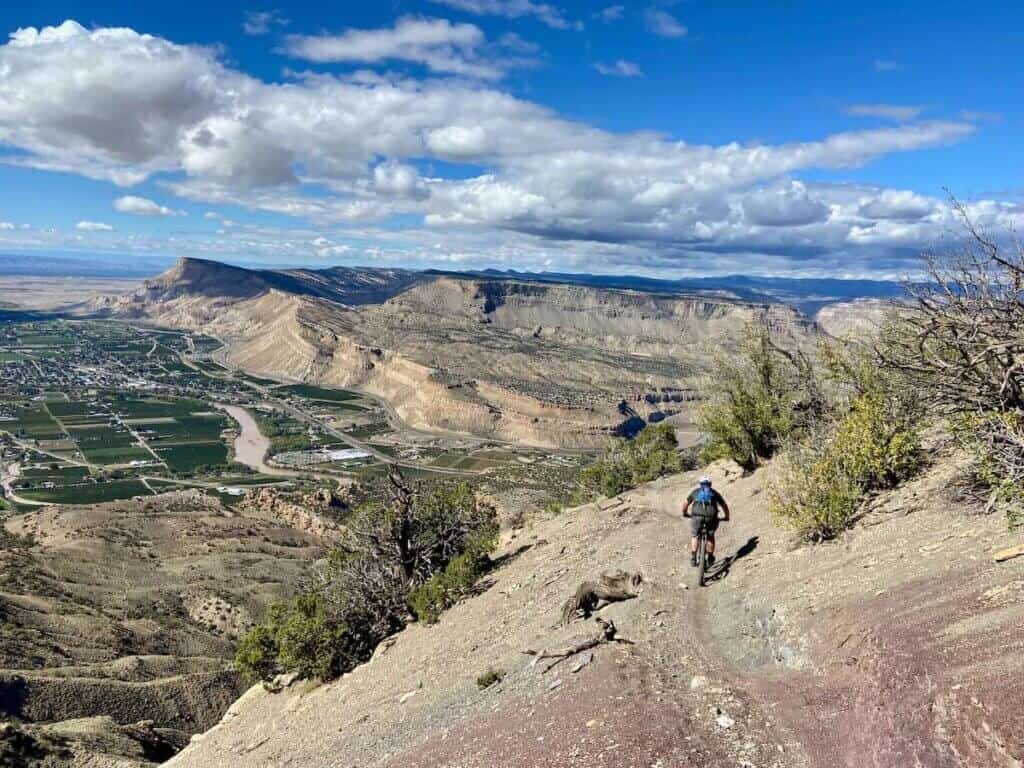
[845,103,924,122]
[594,59,642,77]
[428,0,577,30]
[857,189,935,220]
[113,195,184,216]
[742,182,830,227]
[243,10,288,36]
[498,32,538,54]
[76,220,114,231]
[0,19,1008,276]
[0,221,14,230]
[595,5,624,22]
[645,8,687,38]
[284,17,502,80]
[873,59,900,72]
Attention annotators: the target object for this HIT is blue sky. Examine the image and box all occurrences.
[0,1,1020,277]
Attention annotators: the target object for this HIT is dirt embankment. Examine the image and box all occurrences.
[167,456,1024,768]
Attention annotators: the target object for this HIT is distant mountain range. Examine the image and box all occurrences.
[0,252,175,278]
[3,252,909,314]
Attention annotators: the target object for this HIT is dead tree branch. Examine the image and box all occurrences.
[524,618,632,672]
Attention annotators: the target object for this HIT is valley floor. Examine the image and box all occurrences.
[168,456,1024,768]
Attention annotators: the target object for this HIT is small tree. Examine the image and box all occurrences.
[697,322,814,471]
[235,470,499,682]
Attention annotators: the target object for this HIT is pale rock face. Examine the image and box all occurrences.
[87,257,814,448]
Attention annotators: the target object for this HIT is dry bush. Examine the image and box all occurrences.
[878,202,1024,524]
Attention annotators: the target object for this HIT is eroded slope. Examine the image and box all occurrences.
[88,258,814,448]
[168,457,1024,767]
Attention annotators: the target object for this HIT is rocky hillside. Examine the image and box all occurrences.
[0,489,343,765]
[84,258,814,448]
[166,455,1023,768]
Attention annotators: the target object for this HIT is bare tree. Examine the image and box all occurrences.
[878,201,1024,514]
[879,201,1024,413]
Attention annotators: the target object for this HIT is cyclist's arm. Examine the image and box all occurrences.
[681,498,691,517]
[717,496,731,521]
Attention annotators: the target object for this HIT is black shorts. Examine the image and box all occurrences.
[690,514,719,539]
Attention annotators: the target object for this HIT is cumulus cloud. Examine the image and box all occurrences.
[742,182,830,227]
[284,17,502,80]
[645,8,687,38]
[0,221,15,230]
[243,10,288,36]
[76,220,113,231]
[0,19,1013,275]
[113,195,184,216]
[857,189,935,220]
[428,0,577,30]
[594,59,642,77]
[845,103,924,122]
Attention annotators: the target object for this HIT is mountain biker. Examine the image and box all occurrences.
[682,475,730,568]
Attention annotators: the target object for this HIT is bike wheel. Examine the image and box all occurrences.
[696,533,706,588]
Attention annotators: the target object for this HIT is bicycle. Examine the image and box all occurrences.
[693,517,713,588]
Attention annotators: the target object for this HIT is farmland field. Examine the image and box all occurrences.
[154,443,228,474]
[277,384,361,402]
[18,479,153,504]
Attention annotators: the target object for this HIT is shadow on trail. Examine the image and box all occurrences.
[705,535,759,584]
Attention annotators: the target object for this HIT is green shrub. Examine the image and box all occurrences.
[697,323,811,471]
[476,666,505,689]
[409,551,479,624]
[578,423,683,500]
[769,435,863,542]
[234,595,353,682]
[236,471,499,682]
[770,390,922,541]
[953,412,1024,529]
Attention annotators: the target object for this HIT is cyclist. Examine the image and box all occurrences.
[682,475,730,568]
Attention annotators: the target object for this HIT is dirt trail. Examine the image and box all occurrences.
[168,458,1024,768]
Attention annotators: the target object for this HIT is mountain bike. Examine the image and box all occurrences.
[694,518,712,588]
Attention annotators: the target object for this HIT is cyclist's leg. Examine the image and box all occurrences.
[705,517,720,562]
[689,516,701,565]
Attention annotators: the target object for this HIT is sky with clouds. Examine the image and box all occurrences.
[0,1,1020,278]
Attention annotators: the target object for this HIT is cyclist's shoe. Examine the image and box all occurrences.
[690,552,698,567]
[706,553,716,567]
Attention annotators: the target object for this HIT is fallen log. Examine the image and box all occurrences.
[560,569,643,625]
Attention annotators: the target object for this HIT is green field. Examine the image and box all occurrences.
[10,405,64,439]
[144,415,227,443]
[111,398,208,419]
[278,384,361,402]
[18,480,153,504]
[344,422,391,440]
[18,465,91,481]
[67,425,150,464]
[154,442,228,474]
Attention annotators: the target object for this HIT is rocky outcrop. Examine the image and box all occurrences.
[240,487,346,543]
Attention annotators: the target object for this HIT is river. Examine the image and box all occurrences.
[220,405,294,477]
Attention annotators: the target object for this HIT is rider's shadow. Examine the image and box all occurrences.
[705,536,759,583]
